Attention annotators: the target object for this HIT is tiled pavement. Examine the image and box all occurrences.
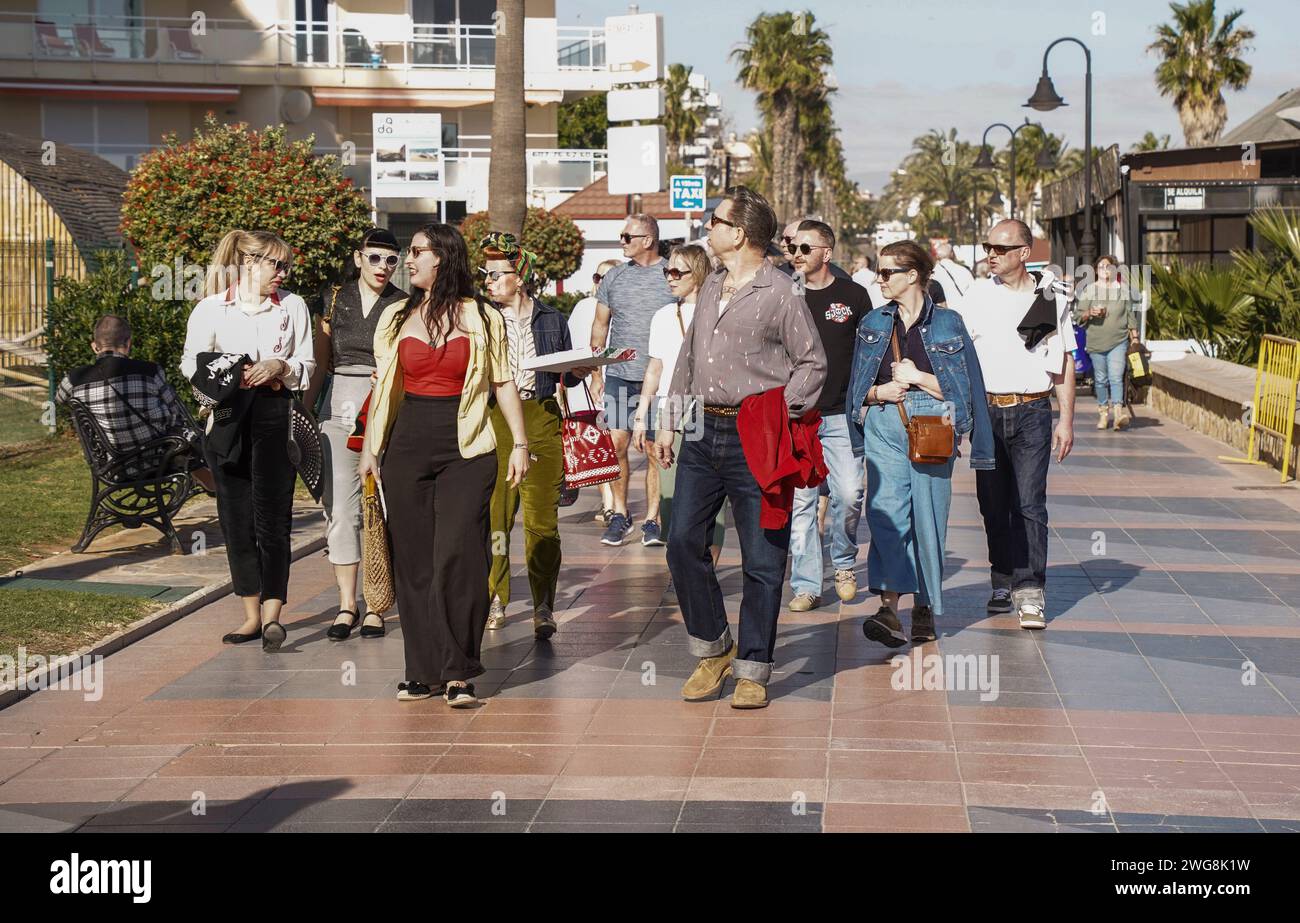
[3,398,1300,833]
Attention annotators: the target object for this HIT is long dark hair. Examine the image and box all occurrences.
[388,223,492,348]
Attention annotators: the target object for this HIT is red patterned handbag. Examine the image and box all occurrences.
[558,382,620,489]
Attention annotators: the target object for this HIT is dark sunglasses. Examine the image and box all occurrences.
[478,268,518,282]
[982,242,1027,255]
[592,272,604,284]
[785,243,828,256]
[620,232,650,244]
[363,252,400,268]
[876,267,915,281]
[706,214,737,230]
[241,251,290,274]
[663,267,689,281]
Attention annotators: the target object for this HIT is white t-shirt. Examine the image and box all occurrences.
[180,288,315,391]
[956,272,1078,395]
[852,268,883,308]
[647,301,695,399]
[932,259,975,307]
[564,295,604,411]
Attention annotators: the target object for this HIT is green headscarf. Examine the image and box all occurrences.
[479,231,537,286]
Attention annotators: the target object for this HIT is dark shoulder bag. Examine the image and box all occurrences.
[891,324,955,464]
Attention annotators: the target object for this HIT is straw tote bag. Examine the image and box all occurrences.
[361,473,395,613]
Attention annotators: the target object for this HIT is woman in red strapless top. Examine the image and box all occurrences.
[399,335,469,397]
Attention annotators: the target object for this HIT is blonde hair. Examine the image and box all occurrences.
[204,229,293,297]
[668,243,711,295]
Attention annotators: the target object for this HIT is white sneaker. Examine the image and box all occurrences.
[486,597,506,630]
[1018,602,1047,630]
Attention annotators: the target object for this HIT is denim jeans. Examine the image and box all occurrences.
[665,413,790,684]
[790,413,863,598]
[1089,341,1128,407]
[975,397,1053,592]
[862,393,956,614]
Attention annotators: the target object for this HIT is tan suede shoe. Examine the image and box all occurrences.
[730,678,769,709]
[681,644,737,701]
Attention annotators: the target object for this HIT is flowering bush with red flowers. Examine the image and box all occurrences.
[462,207,585,295]
[121,113,372,300]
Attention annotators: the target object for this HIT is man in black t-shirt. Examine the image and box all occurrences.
[785,220,872,611]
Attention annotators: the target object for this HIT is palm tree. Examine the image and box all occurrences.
[1148,0,1254,147]
[881,129,996,242]
[662,63,704,163]
[1132,131,1172,152]
[733,11,833,224]
[488,0,526,236]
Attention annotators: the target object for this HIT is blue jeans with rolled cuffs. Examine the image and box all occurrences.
[790,413,864,598]
[1089,341,1128,407]
[862,391,956,615]
[666,413,789,684]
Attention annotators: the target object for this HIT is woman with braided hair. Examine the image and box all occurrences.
[479,232,596,640]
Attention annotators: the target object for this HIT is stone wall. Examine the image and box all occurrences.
[1147,354,1299,478]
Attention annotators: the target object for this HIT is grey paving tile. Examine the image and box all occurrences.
[387,798,543,824]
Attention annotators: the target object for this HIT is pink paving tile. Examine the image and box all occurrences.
[957,753,1098,787]
[430,744,576,776]
[823,802,971,831]
[561,745,702,777]
[951,723,1079,745]
[950,705,1069,726]
[1087,757,1236,790]
[961,782,1106,811]
[407,773,556,800]
[123,777,283,801]
[693,748,826,780]
[710,716,831,738]
[268,775,422,799]
[828,749,961,782]
[10,753,180,781]
[685,776,827,802]
[549,775,690,801]
[0,777,142,804]
[827,779,966,806]
[1100,787,1255,817]
[832,719,956,743]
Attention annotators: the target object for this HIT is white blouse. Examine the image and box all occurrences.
[180,288,315,392]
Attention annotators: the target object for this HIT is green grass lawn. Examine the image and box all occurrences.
[0,588,161,662]
[0,392,54,447]
[0,436,94,573]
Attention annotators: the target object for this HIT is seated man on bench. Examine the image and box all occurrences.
[57,314,216,494]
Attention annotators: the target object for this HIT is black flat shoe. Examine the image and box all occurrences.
[359,612,386,638]
[327,609,360,641]
[262,621,287,652]
[222,627,262,644]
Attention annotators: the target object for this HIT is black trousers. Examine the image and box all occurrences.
[206,388,296,602]
[383,394,498,685]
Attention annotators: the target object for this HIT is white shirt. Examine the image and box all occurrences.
[181,287,315,391]
[564,295,605,411]
[647,301,695,399]
[852,268,884,308]
[956,272,1078,395]
[932,259,975,307]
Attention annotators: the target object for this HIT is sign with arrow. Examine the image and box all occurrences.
[605,13,662,85]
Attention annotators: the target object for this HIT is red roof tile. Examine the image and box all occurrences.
[552,174,681,220]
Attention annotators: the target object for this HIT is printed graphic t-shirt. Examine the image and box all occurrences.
[804,276,873,414]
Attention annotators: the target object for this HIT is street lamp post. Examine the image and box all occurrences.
[974,118,1051,220]
[1025,35,1095,267]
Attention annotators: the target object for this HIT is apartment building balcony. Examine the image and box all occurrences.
[0,13,609,96]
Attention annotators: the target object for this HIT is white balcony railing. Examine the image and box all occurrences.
[0,13,606,73]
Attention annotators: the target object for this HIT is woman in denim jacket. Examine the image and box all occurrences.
[846,240,994,647]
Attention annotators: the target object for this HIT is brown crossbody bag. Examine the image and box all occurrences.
[890,324,955,464]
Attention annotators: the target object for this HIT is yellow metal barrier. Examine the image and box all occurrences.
[1220,334,1300,482]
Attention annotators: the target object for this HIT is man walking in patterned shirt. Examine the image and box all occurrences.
[57,315,215,492]
[654,186,827,710]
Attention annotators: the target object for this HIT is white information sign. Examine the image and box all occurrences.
[371,113,444,199]
[604,13,663,84]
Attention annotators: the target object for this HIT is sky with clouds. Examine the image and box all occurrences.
[559,0,1299,194]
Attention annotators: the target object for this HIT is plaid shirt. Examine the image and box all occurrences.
[57,352,197,454]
